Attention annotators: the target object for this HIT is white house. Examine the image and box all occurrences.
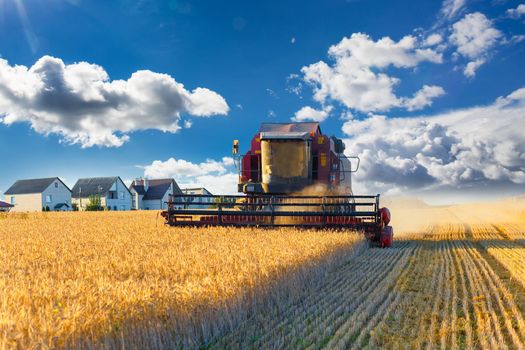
[71,177,132,211]
[180,187,215,209]
[4,177,72,212]
[129,178,182,210]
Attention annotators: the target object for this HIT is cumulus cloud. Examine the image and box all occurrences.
[507,4,525,19]
[449,12,502,77]
[301,33,444,113]
[0,56,229,148]
[144,157,234,178]
[342,87,525,199]
[143,156,238,194]
[292,105,333,122]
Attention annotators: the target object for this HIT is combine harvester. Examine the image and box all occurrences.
[162,122,393,247]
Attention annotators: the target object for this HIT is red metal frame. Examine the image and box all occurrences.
[239,127,343,190]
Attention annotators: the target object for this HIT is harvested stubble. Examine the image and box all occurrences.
[210,202,525,349]
[0,211,362,349]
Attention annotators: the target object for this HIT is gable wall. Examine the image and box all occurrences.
[104,178,132,211]
[42,180,72,211]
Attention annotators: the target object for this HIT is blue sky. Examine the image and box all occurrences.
[0,0,524,204]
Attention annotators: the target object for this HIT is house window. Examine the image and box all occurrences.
[10,196,15,204]
[119,191,124,200]
[46,195,52,203]
[55,182,58,188]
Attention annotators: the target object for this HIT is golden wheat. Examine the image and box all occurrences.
[0,211,361,349]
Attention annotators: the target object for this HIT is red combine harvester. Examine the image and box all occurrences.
[163,122,393,247]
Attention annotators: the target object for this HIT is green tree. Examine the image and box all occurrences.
[86,195,103,211]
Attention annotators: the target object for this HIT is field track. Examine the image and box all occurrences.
[210,205,525,350]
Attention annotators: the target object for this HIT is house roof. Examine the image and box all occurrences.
[0,200,14,208]
[130,178,182,200]
[4,177,70,195]
[259,122,320,134]
[72,177,131,198]
[54,203,70,209]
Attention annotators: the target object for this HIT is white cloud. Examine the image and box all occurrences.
[286,73,303,98]
[180,173,239,195]
[267,110,276,118]
[507,4,525,19]
[221,156,235,166]
[510,35,525,44]
[144,157,232,178]
[0,56,229,148]
[143,156,238,195]
[292,105,333,122]
[449,12,502,77]
[405,85,446,111]
[266,88,279,99]
[301,33,444,113]
[291,37,296,44]
[464,58,485,77]
[423,34,443,47]
[440,0,467,19]
[342,87,525,198]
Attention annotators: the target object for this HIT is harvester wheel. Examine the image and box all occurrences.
[380,225,393,248]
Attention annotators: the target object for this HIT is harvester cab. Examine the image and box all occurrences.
[162,122,393,247]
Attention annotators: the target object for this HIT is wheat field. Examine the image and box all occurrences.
[0,211,363,349]
[1,199,525,349]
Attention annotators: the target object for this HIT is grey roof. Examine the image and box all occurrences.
[4,177,70,195]
[130,178,182,200]
[259,122,320,134]
[133,185,146,195]
[72,177,131,198]
[260,131,311,140]
[54,203,70,209]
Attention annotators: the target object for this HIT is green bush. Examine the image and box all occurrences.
[85,195,103,211]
